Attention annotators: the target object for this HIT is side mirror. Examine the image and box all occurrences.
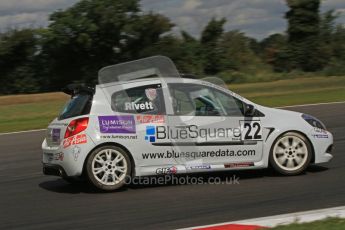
[244,104,255,117]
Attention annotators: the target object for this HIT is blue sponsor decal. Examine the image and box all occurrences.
[145,125,156,142]
[313,134,329,139]
[187,164,211,170]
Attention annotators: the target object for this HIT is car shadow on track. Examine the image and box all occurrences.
[38,165,329,194]
[39,179,104,194]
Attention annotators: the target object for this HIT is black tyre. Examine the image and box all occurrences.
[86,145,131,191]
[269,132,312,175]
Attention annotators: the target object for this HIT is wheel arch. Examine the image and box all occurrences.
[83,142,136,177]
[270,130,315,165]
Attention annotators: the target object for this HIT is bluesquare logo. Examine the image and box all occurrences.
[145,126,156,142]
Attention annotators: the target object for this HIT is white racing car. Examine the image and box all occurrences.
[42,56,333,191]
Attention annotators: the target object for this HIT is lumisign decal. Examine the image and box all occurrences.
[145,125,241,142]
[98,116,136,134]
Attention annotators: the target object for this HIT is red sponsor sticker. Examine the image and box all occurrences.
[63,134,87,148]
[224,162,254,168]
[54,153,64,161]
[136,115,165,124]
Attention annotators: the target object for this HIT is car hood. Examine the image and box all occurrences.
[255,105,308,129]
[258,105,302,119]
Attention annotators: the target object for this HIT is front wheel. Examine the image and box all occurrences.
[269,132,312,175]
[86,146,131,191]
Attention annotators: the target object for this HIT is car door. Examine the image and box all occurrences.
[166,82,264,171]
[103,81,179,171]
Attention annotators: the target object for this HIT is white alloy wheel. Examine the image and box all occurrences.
[86,146,131,191]
[270,132,312,175]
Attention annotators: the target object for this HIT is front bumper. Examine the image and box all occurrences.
[309,129,334,164]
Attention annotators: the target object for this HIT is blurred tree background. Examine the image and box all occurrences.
[0,0,344,94]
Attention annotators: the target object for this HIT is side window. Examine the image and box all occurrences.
[169,87,195,115]
[111,84,165,114]
[212,90,244,116]
[169,83,244,116]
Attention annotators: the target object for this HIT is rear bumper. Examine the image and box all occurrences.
[41,133,95,177]
[43,164,67,177]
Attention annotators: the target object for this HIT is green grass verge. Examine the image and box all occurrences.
[0,76,345,133]
[0,101,66,133]
[231,76,345,107]
[271,218,345,230]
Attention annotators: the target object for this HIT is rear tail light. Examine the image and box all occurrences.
[64,117,89,138]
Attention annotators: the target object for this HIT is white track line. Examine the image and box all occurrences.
[278,101,345,108]
[0,129,46,136]
[1,101,344,136]
[182,205,345,229]
[234,205,345,227]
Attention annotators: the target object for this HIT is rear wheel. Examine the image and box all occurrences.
[270,132,312,175]
[86,146,131,191]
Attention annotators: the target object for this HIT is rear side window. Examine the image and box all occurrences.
[111,84,165,115]
[59,94,92,120]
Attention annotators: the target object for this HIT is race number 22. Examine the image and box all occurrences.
[240,121,262,140]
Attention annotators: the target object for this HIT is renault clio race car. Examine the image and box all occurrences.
[42,56,333,191]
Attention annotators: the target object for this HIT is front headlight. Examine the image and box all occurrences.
[302,114,326,130]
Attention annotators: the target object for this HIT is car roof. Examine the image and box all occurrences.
[97,77,207,88]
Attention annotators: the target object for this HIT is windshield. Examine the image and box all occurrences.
[98,56,181,84]
[58,94,92,120]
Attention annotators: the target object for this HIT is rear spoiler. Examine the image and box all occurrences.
[62,83,95,97]
[98,56,180,84]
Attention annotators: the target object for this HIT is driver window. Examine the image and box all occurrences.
[169,83,244,116]
[212,90,244,116]
[190,87,224,116]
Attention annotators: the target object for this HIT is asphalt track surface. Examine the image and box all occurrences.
[0,103,344,230]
